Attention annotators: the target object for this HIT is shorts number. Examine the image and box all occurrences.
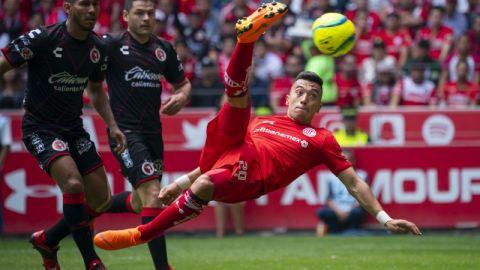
[236,160,248,181]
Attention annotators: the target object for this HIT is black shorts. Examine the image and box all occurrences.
[22,128,103,176]
[109,132,164,189]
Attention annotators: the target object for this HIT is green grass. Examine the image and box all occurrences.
[1,234,479,270]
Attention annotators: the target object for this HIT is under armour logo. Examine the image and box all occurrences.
[4,169,62,214]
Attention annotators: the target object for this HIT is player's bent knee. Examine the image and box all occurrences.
[191,177,215,201]
[61,179,84,194]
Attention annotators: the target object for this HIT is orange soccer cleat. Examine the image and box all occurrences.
[235,1,288,43]
[94,227,147,250]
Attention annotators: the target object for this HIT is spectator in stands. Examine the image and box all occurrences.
[220,0,256,24]
[443,0,468,38]
[352,9,374,66]
[217,35,236,83]
[373,12,412,67]
[253,38,283,82]
[154,9,175,42]
[304,43,337,106]
[390,62,437,107]
[270,54,305,113]
[359,39,397,89]
[345,0,381,33]
[302,0,337,20]
[316,149,367,236]
[28,12,44,30]
[467,14,480,77]
[157,0,179,40]
[416,6,454,62]
[335,55,362,108]
[403,39,442,86]
[0,0,28,48]
[438,33,479,97]
[214,201,246,238]
[195,0,221,46]
[181,10,210,59]
[396,0,430,33]
[0,113,12,233]
[441,59,480,107]
[362,62,397,106]
[191,56,223,107]
[0,69,23,109]
[36,0,67,26]
[333,107,369,147]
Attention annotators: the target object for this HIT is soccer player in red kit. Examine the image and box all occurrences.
[94,1,422,252]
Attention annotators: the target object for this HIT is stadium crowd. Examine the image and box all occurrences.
[1,0,480,113]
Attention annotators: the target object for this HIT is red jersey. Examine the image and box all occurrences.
[335,73,362,107]
[353,32,373,65]
[416,26,453,60]
[443,81,479,106]
[393,77,436,105]
[373,29,412,60]
[345,10,381,33]
[249,116,351,193]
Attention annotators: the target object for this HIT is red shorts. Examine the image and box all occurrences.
[206,166,264,204]
[199,102,251,172]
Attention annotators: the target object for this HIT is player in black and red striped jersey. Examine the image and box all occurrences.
[0,1,127,270]
[101,0,190,269]
[27,1,191,269]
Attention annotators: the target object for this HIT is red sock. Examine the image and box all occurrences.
[138,190,206,241]
[224,42,254,97]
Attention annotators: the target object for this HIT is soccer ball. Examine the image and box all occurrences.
[311,13,356,57]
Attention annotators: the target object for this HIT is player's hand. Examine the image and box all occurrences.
[158,182,182,206]
[385,219,422,235]
[109,126,127,154]
[160,92,188,116]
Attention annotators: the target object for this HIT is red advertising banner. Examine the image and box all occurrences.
[2,147,479,234]
[3,108,480,154]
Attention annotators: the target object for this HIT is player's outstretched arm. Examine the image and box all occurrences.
[86,81,127,153]
[158,167,201,205]
[337,167,422,235]
[160,78,192,115]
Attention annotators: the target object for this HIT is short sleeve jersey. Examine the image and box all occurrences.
[103,32,185,134]
[1,22,107,131]
[249,115,351,193]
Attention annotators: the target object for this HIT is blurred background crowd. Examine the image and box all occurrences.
[1,0,480,114]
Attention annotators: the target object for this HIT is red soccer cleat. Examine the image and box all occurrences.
[235,1,288,43]
[30,230,61,270]
[94,227,147,250]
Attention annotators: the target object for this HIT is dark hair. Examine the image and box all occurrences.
[124,0,155,11]
[294,71,323,99]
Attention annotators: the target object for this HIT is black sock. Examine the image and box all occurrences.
[107,191,133,213]
[142,209,169,270]
[63,193,99,268]
[44,218,70,247]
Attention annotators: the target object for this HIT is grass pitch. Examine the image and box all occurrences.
[1,233,478,270]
